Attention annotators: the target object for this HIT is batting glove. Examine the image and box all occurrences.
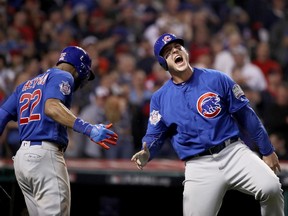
[87,123,118,149]
[73,118,118,150]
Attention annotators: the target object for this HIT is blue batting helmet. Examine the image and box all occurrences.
[154,33,184,70]
[56,46,95,81]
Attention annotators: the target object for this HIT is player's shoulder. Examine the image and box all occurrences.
[47,68,74,79]
[196,67,227,76]
[196,67,231,81]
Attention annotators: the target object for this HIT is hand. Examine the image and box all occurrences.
[263,152,281,173]
[89,123,118,150]
[131,142,150,170]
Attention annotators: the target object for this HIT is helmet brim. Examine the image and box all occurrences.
[159,39,184,56]
[88,70,95,81]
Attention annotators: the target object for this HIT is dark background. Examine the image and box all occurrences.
[1,181,261,216]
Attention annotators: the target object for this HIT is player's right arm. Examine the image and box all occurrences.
[0,91,18,135]
[131,93,168,169]
[44,98,118,150]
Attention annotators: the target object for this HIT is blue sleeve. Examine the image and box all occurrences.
[1,91,18,117]
[0,108,15,135]
[142,93,168,161]
[45,70,74,106]
[233,104,274,156]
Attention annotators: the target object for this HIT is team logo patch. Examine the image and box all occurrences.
[149,110,161,125]
[197,92,221,118]
[232,84,244,99]
[59,81,71,95]
[162,35,172,43]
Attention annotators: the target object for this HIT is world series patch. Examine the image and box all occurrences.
[149,110,161,125]
[232,84,244,99]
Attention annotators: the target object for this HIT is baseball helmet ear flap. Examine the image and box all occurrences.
[157,55,168,71]
[154,33,184,71]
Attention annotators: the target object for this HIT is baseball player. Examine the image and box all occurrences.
[131,33,284,216]
[0,46,118,215]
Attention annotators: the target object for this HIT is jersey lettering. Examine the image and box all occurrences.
[22,73,49,91]
[19,89,42,125]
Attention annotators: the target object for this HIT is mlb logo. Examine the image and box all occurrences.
[59,81,71,95]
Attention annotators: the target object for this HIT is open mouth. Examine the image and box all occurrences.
[174,55,184,65]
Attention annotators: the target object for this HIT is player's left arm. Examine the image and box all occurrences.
[131,93,168,169]
[233,104,281,173]
[45,72,117,149]
[45,98,76,128]
[45,98,118,149]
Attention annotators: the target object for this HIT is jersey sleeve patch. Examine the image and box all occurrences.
[232,84,244,99]
[59,81,71,95]
[149,110,161,125]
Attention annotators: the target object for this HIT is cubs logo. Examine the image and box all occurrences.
[197,92,221,118]
[163,35,172,43]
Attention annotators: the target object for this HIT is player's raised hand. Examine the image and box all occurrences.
[131,142,150,170]
[88,123,118,150]
[73,118,118,149]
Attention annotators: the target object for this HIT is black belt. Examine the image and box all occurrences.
[30,141,66,152]
[184,136,239,161]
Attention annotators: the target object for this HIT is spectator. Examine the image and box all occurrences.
[252,41,282,84]
[262,81,288,145]
[103,94,134,159]
[229,45,267,91]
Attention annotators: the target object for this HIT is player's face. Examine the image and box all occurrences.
[161,42,189,72]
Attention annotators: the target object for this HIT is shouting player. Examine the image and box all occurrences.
[131,33,284,216]
[0,46,118,215]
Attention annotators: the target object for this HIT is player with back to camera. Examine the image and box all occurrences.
[0,46,118,216]
[131,33,284,216]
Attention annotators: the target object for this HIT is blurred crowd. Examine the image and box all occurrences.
[0,0,288,160]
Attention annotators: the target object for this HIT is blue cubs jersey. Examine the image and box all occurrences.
[1,68,74,146]
[143,67,250,160]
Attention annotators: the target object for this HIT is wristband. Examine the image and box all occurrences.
[73,118,93,136]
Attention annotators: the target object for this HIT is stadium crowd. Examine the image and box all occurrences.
[0,0,288,160]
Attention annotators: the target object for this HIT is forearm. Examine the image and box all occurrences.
[45,98,77,128]
[142,132,166,161]
[233,104,274,156]
[0,108,14,135]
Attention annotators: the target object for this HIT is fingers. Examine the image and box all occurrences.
[103,138,117,145]
[131,153,145,170]
[274,164,281,173]
[107,131,118,138]
[277,164,281,173]
[105,123,113,129]
[96,141,110,150]
[143,142,148,151]
[131,153,138,162]
[136,161,143,170]
[104,128,119,138]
